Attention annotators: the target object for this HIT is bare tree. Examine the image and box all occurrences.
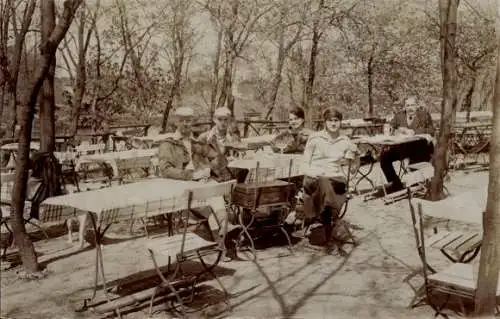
[203,0,274,114]
[262,0,308,119]
[429,0,460,201]
[160,0,197,132]
[473,2,500,313]
[39,0,57,152]
[11,0,83,275]
[0,0,36,137]
[58,1,99,135]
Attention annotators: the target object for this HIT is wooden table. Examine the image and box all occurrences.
[75,148,158,178]
[227,134,277,151]
[40,178,224,310]
[353,134,434,193]
[228,152,303,182]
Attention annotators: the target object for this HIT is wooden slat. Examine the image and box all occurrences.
[146,233,217,258]
[426,231,453,248]
[442,232,481,252]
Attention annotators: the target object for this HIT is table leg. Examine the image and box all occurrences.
[354,143,378,192]
[80,213,121,317]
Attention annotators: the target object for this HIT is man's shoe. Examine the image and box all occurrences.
[386,182,404,194]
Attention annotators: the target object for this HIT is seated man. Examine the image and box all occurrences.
[197,107,248,183]
[197,107,240,156]
[300,107,359,254]
[158,106,240,261]
[271,107,312,154]
[380,97,435,193]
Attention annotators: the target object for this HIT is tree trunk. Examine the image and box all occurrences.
[210,29,223,114]
[474,3,500,314]
[39,0,56,153]
[303,0,324,128]
[11,0,83,275]
[367,55,374,117]
[429,0,459,201]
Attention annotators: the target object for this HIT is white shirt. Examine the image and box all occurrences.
[300,130,358,178]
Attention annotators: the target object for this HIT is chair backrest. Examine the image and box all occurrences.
[407,188,430,286]
[181,180,237,254]
[187,180,236,205]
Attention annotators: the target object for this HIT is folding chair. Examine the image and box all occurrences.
[293,158,358,248]
[407,198,499,317]
[1,173,49,258]
[384,161,435,204]
[145,180,236,317]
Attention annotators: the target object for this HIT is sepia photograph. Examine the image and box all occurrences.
[0,0,499,318]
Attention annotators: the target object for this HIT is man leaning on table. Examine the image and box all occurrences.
[300,107,360,254]
[157,106,241,261]
[379,96,435,193]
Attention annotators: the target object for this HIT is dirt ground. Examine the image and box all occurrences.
[0,167,488,319]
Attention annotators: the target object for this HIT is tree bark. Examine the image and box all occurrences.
[474,2,500,314]
[40,0,56,153]
[429,0,459,201]
[367,55,374,117]
[303,0,324,128]
[11,0,83,275]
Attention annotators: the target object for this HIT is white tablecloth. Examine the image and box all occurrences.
[355,134,434,146]
[40,179,224,226]
[228,152,303,180]
[75,149,158,177]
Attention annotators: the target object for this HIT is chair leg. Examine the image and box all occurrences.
[148,250,185,316]
[25,219,49,239]
[280,226,294,254]
[197,250,230,305]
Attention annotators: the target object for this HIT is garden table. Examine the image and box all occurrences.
[353,134,434,194]
[75,148,158,178]
[39,178,224,311]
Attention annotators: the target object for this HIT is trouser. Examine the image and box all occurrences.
[302,176,347,221]
[379,139,434,187]
[302,176,347,245]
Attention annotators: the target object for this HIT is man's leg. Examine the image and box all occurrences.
[379,146,405,190]
[408,139,434,164]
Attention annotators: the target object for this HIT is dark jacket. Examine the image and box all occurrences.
[390,107,435,135]
[157,133,230,181]
[271,127,313,154]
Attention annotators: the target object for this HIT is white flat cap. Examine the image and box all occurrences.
[214,107,231,118]
[174,106,194,117]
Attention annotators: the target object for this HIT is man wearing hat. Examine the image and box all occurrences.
[198,107,240,156]
[157,106,241,261]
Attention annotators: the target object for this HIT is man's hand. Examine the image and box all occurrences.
[193,167,211,181]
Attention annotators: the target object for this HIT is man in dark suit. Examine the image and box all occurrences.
[380,97,435,193]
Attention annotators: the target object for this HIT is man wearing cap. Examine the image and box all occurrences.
[300,107,360,254]
[198,107,240,156]
[379,96,435,193]
[158,106,241,261]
